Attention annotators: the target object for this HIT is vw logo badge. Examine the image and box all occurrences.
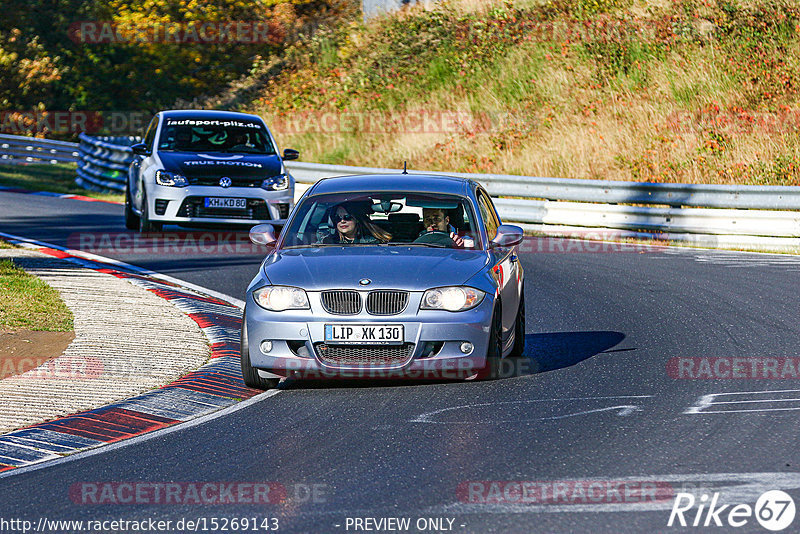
[359,278,371,286]
[219,176,232,188]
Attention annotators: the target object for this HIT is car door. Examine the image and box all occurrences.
[477,188,520,344]
[131,115,159,211]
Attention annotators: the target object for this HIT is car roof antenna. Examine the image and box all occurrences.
[402,161,408,175]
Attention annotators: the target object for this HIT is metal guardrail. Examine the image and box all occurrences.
[75,133,139,192]
[285,161,800,210]
[0,135,797,245]
[0,134,79,165]
[284,161,800,242]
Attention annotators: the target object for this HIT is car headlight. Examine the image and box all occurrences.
[261,174,288,191]
[253,286,310,311]
[420,286,485,312]
[155,169,188,187]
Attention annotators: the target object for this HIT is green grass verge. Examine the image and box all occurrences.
[0,259,74,332]
[0,164,123,202]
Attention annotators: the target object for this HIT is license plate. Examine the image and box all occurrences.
[204,197,246,209]
[325,324,404,344]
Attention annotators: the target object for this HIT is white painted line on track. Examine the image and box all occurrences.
[0,230,245,309]
[685,389,800,415]
[0,390,280,480]
[410,395,654,423]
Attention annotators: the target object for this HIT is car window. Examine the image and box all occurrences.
[477,190,500,241]
[143,116,158,150]
[281,192,480,250]
[157,117,276,155]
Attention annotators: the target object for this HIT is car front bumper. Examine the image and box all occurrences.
[145,184,294,225]
[244,291,495,380]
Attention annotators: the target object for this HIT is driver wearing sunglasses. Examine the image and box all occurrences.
[320,203,391,244]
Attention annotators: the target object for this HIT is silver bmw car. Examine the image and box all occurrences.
[241,174,525,389]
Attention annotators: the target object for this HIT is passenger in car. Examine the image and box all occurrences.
[320,203,391,244]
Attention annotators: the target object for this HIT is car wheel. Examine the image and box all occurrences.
[478,304,503,380]
[240,316,280,390]
[124,185,140,230]
[138,190,162,233]
[509,292,526,358]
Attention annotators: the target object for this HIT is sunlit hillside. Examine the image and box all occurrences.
[235,0,800,185]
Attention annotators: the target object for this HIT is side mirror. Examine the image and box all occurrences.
[282,148,299,161]
[131,143,151,156]
[491,224,524,248]
[249,224,278,247]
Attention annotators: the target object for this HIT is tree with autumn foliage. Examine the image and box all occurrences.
[0,0,350,134]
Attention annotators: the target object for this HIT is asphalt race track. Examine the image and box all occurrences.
[2,190,800,533]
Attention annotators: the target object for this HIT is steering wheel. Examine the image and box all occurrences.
[414,230,456,247]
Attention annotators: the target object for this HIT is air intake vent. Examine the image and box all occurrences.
[321,290,361,315]
[366,291,408,315]
[315,343,414,367]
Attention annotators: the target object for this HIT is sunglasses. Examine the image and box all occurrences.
[332,214,355,223]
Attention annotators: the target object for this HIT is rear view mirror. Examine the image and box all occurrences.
[491,224,524,247]
[282,148,299,161]
[249,224,277,247]
[131,143,150,156]
[372,200,403,214]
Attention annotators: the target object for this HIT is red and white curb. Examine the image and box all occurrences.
[0,232,257,473]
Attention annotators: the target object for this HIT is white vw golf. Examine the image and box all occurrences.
[125,109,299,232]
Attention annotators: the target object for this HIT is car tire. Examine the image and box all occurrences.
[509,292,526,358]
[240,316,280,390]
[124,185,140,230]
[138,190,162,233]
[478,304,503,380]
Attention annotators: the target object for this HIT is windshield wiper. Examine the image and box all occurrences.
[215,149,272,154]
[388,242,448,248]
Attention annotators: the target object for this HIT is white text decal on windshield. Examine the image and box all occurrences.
[165,119,260,128]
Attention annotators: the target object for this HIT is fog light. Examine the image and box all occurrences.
[260,340,273,353]
[460,342,473,354]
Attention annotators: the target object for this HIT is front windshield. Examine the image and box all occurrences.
[158,117,276,155]
[281,192,480,250]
